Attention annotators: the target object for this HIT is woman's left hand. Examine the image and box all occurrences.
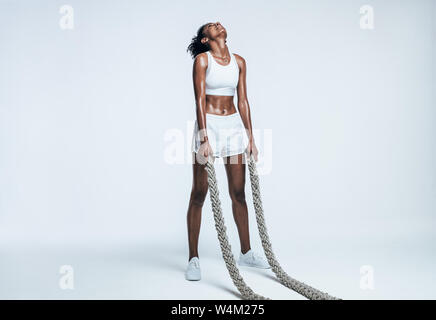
[246,139,259,162]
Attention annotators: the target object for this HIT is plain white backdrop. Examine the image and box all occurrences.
[0,0,435,299]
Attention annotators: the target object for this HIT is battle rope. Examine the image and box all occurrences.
[204,153,341,300]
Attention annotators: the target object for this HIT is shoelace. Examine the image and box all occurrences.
[251,251,264,262]
[190,260,200,268]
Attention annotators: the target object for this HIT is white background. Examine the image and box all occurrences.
[0,0,435,299]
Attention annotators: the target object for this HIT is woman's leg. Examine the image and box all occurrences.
[186,152,209,261]
[224,152,251,254]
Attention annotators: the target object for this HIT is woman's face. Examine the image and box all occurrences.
[203,22,227,41]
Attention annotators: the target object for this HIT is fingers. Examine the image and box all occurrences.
[250,149,258,162]
[248,146,257,162]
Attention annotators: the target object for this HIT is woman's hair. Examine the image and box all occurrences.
[187,23,210,59]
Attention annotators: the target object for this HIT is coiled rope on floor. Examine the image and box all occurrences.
[204,153,341,300]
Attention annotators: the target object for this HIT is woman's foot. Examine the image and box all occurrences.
[185,257,201,281]
[238,249,271,269]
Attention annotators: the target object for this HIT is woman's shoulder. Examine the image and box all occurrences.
[193,51,209,68]
[232,53,246,69]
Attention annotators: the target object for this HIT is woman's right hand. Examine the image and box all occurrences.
[198,140,214,162]
[201,140,213,158]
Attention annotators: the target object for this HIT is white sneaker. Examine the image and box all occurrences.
[185,257,201,281]
[238,249,271,269]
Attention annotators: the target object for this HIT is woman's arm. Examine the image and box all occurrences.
[192,53,209,143]
[235,54,254,141]
[235,54,258,160]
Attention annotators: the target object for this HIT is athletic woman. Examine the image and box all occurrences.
[185,22,270,281]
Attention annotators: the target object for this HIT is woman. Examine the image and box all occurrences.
[185,22,270,281]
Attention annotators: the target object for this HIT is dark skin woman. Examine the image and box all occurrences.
[186,22,266,274]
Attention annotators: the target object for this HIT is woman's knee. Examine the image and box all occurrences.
[190,187,208,206]
[229,188,246,204]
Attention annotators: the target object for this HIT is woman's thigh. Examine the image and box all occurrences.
[223,153,246,194]
[191,152,209,193]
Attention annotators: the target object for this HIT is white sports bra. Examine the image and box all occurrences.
[205,48,239,96]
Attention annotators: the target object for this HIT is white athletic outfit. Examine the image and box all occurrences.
[191,48,249,158]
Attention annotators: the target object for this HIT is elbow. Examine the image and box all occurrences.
[195,95,206,108]
[238,98,249,109]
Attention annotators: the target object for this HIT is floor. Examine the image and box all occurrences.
[1,235,435,300]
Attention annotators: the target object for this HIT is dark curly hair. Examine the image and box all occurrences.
[186,23,210,59]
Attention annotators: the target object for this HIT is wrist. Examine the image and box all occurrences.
[247,131,254,143]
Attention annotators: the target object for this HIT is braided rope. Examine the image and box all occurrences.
[204,153,341,300]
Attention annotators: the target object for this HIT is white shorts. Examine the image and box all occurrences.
[191,112,250,158]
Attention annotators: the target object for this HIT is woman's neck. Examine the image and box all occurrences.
[209,39,228,57]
